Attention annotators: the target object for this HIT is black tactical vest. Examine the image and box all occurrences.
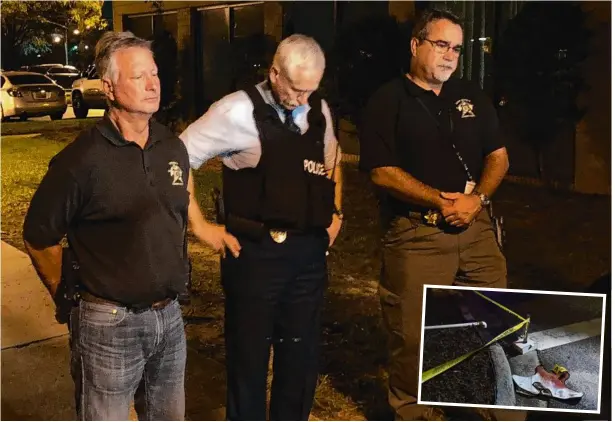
[222,85,335,230]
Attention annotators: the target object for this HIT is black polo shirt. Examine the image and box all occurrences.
[359,75,503,215]
[23,116,191,306]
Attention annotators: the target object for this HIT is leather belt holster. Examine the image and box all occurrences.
[80,291,173,313]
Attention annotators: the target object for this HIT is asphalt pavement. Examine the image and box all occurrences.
[28,105,105,122]
[459,289,606,414]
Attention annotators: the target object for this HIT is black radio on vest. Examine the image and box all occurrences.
[222,86,335,234]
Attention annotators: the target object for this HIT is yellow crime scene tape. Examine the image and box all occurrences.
[421,291,530,383]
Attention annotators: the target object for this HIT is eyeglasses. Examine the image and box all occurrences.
[421,38,463,55]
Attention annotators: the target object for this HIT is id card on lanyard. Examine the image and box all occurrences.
[464,180,476,195]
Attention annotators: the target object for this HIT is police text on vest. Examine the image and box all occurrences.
[304,159,327,176]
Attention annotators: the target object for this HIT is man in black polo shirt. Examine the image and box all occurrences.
[360,9,521,421]
[21,31,226,420]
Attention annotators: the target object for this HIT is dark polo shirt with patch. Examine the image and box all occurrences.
[23,116,191,306]
[359,75,503,216]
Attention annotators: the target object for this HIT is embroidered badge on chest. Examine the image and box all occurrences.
[455,99,476,118]
[168,161,184,186]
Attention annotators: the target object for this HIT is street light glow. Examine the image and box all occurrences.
[84,45,89,50]
[53,35,61,43]
[73,29,80,35]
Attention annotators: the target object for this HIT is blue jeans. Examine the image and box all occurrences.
[69,298,186,420]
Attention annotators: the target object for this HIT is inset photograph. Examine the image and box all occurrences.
[418,286,606,414]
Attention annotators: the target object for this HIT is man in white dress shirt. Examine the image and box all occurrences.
[180,34,343,421]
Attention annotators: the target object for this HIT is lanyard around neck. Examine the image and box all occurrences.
[414,96,474,182]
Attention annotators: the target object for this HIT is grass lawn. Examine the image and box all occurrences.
[1,117,102,137]
[1,124,610,420]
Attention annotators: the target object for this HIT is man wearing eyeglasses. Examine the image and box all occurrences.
[360,9,519,421]
[180,34,343,420]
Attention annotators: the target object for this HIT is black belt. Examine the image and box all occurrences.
[80,291,174,313]
[226,214,325,244]
[268,227,326,243]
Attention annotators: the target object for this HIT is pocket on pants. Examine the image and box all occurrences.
[379,285,404,343]
[79,300,127,327]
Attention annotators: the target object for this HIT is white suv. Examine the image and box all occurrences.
[71,65,106,118]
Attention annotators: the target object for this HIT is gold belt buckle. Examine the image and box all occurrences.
[423,210,441,226]
[269,230,288,244]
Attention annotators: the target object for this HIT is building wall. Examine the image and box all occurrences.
[388,1,416,22]
[112,1,226,31]
[574,1,611,195]
[112,1,283,120]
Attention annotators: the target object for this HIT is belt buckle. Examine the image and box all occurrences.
[423,210,441,226]
[269,229,287,243]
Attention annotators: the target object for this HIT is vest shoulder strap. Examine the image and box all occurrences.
[308,91,322,114]
[244,85,276,121]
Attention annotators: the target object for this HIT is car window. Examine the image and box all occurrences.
[7,74,54,85]
[48,68,64,74]
[88,69,100,79]
[31,65,61,74]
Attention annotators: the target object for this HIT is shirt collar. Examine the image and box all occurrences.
[402,74,450,98]
[96,114,163,148]
[256,80,307,117]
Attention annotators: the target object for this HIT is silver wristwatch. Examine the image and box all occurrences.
[473,191,491,207]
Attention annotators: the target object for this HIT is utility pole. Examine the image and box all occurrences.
[64,26,69,65]
[42,18,71,65]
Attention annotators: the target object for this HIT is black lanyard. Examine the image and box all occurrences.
[415,97,474,182]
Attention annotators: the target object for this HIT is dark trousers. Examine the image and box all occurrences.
[221,230,329,421]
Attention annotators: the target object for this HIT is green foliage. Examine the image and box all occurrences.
[1,0,106,68]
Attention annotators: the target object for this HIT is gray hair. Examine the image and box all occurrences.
[273,34,326,75]
[412,9,462,40]
[95,31,152,82]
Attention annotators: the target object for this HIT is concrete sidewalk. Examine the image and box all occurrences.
[1,241,74,420]
[0,242,227,421]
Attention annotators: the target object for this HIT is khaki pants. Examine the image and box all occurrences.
[380,209,524,421]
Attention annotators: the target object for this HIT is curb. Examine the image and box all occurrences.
[489,343,516,407]
[458,302,517,407]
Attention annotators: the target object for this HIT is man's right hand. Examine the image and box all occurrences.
[438,197,456,215]
[193,222,241,258]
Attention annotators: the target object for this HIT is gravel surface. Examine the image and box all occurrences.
[421,291,496,406]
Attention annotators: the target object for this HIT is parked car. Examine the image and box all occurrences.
[0,71,67,121]
[71,65,106,118]
[26,63,64,73]
[42,65,82,90]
